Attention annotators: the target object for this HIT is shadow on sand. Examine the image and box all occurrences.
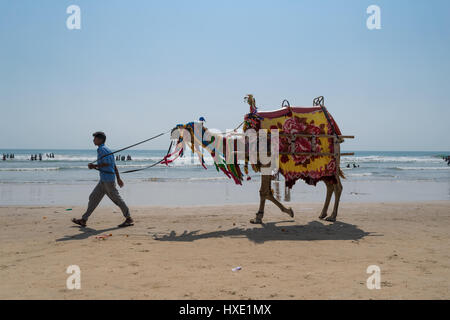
[152,220,377,244]
[56,226,122,242]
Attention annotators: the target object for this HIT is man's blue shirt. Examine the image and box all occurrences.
[97,144,116,182]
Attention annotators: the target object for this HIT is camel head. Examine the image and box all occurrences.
[170,122,216,158]
[244,94,257,113]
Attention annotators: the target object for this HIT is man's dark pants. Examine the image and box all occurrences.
[82,181,130,221]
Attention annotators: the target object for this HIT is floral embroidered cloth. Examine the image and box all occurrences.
[244,106,342,188]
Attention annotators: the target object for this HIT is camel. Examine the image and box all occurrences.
[170,95,352,224]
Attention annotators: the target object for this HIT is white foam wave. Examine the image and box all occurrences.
[394,166,450,171]
[143,176,229,182]
[5,155,96,162]
[0,167,60,172]
[5,154,217,164]
[348,173,373,177]
[342,156,443,163]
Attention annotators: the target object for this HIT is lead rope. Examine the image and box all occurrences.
[92,131,172,175]
[120,140,174,174]
[90,131,170,165]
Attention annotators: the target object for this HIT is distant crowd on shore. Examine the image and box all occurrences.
[30,153,54,161]
[2,153,15,161]
[444,155,450,166]
[2,153,134,161]
[2,153,56,161]
[115,154,132,161]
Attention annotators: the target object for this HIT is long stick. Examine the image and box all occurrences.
[276,152,355,156]
[120,141,174,174]
[224,133,354,139]
[90,131,169,164]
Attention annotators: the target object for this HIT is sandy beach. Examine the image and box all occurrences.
[0,201,449,299]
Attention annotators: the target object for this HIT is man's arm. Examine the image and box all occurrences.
[89,148,111,169]
[114,165,124,188]
[88,163,109,169]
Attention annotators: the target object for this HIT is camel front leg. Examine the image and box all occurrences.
[319,180,334,220]
[261,174,293,218]
[266,193,294,217]
[249,190,266,224]
[250,174,294,224]
[250,176,270,224]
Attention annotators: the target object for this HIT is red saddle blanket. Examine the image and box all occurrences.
[244,106,342,188]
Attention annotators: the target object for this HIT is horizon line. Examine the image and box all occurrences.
[1,148,449,153]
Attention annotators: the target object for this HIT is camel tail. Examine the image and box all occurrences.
[339,168,346,179]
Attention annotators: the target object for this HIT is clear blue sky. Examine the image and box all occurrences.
[1,0,449,151]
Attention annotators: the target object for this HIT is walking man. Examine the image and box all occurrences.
[72,131,134,228]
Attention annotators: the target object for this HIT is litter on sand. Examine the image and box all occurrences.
[95,234,113,240]
[232,266,242,272]
[65,208,73,211]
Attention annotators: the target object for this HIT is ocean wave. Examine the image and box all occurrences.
[0,162,215,172]
[142,176,230,182]
[393,166,450,171]
[4,155,96,162]
[347,172,374,177]
[342,156,444,163]
[8,153,445,165]
[0,167,60,172]
[3,154,217,164]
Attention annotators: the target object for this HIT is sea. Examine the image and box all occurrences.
[0,149,449,205]
[0,149,449,184]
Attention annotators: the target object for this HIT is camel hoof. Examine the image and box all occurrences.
[250,212,263,224]
[325,216,336,222]
[250,218,263,224]
[319,214,327,220]
[288,208,294,218]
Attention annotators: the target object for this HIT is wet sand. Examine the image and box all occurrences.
[0,201,449,299]
[0,179,449,206]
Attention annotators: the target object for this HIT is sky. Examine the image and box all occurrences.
[0,0,449,151]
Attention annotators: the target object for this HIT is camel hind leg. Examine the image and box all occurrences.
[319,180,334,220]
[324,176,343,222]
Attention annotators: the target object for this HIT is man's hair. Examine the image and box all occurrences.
[93,131,106,143]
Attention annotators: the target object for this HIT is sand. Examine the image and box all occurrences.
[0,201,449,299]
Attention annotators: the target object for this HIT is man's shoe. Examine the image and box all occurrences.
[118,217,134,228]
[71,218,87,227]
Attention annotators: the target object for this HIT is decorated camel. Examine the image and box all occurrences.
[170,95,354,224]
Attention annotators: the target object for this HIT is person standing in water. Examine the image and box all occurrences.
[72,131,134,228]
